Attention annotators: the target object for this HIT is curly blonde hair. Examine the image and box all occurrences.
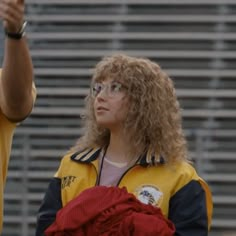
[72,53,189,163]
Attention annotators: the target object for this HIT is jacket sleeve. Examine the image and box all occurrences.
[168,180,209,236]
[35,177,62,236]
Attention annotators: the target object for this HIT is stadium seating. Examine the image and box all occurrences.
[1,1,236,235]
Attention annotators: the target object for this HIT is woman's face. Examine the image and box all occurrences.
[93,79,129,131]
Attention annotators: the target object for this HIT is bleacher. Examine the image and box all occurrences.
[1,1,236,235]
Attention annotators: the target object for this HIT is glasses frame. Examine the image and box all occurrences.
[91,81,127,98]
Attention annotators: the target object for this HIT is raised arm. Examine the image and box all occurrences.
[0,0,34,122]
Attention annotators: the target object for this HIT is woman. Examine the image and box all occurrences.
[36,54,213,236]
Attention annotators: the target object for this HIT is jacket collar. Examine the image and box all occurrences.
[71,148,101,163]
[71,147,165,166]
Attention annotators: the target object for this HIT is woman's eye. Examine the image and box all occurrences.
[93,84,103,95]
[110,83,121,92]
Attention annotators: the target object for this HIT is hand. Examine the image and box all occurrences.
[0,0,25,33]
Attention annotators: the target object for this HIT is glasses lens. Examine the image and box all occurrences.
[92,83,103,97]
[109,82,122,95]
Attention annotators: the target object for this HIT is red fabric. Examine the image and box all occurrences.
[45,186,175,236]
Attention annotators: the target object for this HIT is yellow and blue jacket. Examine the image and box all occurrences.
[36,147,213,236]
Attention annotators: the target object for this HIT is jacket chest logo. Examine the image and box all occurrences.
[61,176,77,189]
[134,185,163,206]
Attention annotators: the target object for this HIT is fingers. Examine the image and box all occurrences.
[0,0,25,32]
[16,0,25,5]
[0,1,24,21]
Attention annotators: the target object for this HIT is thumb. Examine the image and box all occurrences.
[3,20,8,30]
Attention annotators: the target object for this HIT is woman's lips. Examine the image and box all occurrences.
[96,106,109,111]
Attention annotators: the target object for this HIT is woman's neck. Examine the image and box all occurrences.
[105,130,131,163]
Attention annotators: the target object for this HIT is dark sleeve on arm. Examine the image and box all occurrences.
[35,177,62,236]
[168,180,208,236]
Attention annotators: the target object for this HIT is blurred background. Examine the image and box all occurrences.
[0,0,236,235]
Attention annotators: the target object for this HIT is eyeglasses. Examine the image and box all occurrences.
[91,81,127,98]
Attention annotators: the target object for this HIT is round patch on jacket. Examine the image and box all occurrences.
[134,185,163,206]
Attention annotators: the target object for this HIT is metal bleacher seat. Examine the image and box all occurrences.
[1,0,236,235]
